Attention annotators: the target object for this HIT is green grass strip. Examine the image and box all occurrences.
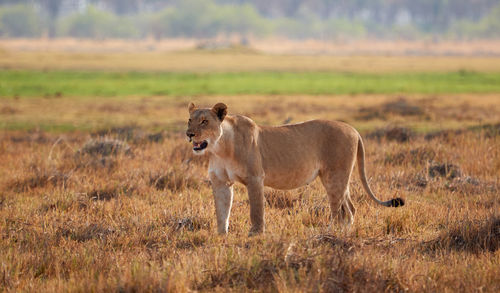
[1,70,500,97]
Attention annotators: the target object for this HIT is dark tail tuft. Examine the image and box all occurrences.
[390,198,405,207]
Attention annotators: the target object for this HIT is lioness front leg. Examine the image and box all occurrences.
[246,177,265,235]
[210,175,234,234]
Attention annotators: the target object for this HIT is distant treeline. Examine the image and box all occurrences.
[0,0,499,39]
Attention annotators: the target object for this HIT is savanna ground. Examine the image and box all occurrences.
[0,40,499,292]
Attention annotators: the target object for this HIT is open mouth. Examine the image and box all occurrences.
[192,140,208,151]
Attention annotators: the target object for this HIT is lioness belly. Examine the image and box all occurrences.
[264,165,319,190]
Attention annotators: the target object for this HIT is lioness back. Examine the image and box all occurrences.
[258,120,359,189]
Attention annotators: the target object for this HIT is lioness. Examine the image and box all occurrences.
[186,102,404,235]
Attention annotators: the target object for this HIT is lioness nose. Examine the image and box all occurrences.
[186,131,195,138]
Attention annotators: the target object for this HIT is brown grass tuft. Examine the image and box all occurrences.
[9,131,53,144]
[357,97,425,120]
[366,126,415,142]
[73,138,134,170]
[425,123,500,140]
[312,234,355,251]
[428,162,463,179]
[384,213,411,235]
[426,216,500,253]
[0,194,6,210]
[6,167,72,192]
[0,105,19,115]
[92,125,166,144]
[195,259,279,291]
[175,231,208,249]
[172,217,211,232]
[384,146,436,165]
[78,138,132,157]
[149,168,201,192]
[265,189,301,209]
[88,188,118,201]
[74,156,118,170]
[58,223,116,242]
[468,123,500,138]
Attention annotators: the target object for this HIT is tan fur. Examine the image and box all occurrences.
[186,103,404,235]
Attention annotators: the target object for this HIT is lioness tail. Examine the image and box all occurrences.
[356,135,405,208]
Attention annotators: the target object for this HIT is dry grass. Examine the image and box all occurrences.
[2,38,500,56]
[0,95,499,292]
[2,46,500,73]
[2,94,500,134]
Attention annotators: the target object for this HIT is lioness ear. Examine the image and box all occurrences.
[188,102,196,114]
[211,103,227,121]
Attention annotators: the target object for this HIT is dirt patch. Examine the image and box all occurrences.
[357,98,425,120]
[366,126,415,142]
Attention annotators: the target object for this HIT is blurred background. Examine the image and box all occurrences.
[0,0,499,53]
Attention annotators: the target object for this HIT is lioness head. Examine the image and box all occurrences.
[186,102,227,155]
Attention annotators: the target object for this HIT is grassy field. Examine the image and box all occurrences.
[2,70,500,97]
[0,49,499,292]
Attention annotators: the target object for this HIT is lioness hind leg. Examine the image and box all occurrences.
[320,169,353,227]
[246,177,265,235]
[346,192,355,218]
[340,189,355,226]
